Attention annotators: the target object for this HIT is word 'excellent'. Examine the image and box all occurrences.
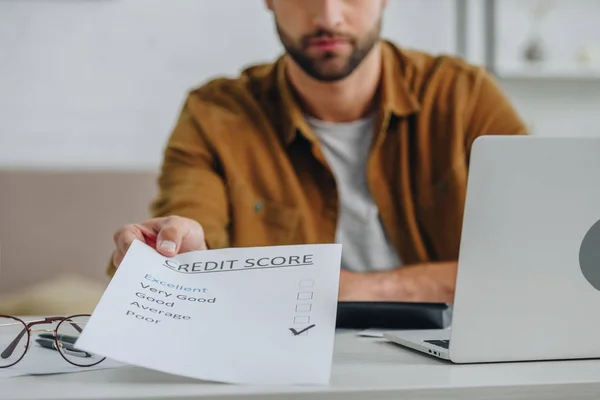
[163,254,314,273]
[144,274,208,293]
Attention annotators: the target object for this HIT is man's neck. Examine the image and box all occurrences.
[285,43,382,123]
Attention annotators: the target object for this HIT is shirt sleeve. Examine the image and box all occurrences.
[150,96,231,250]
[463,68,529,160]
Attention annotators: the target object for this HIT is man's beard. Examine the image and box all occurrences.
[276,20,382,82]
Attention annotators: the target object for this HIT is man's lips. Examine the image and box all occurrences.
[309,38,348,51]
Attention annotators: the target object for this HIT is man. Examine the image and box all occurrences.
[110,0,526,304]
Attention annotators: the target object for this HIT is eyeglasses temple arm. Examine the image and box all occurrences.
[1,328,27,359]
[68,322,83,333]
[48,317,85,333]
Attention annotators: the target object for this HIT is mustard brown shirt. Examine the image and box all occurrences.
[107,41,526,277]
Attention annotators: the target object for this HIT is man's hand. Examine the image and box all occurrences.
[338,270,384,302]
[338,261,458,304]
[112,216,207,269]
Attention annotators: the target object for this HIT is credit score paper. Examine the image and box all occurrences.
[76,240,342,385]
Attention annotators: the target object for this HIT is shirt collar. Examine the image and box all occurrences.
[276,40,421,146]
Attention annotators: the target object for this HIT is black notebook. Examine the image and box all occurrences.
[335,301,449,330]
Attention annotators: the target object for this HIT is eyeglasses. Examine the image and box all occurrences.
[0,314,106,368]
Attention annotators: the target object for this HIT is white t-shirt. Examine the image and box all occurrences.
[306,114,402,272]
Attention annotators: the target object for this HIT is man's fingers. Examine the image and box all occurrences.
[113,217,206,266]
[135,223,158,241]
[112,250,125,268]
[114,226,146,256]
[155,217,187,257]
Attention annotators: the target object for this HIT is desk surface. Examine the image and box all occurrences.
[3,331,600,400]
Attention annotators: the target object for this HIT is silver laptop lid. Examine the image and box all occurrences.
[450,135,600,363]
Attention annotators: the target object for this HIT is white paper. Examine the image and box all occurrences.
[75,240,342,385]
[0,339,125,378]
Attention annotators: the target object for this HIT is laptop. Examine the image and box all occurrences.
[384,135,600,363]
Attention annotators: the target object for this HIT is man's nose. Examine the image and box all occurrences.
[312,0,344,31]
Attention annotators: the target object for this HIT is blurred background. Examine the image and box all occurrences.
[1,0,599,315]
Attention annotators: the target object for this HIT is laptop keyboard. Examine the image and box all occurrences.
[424,339,450,349]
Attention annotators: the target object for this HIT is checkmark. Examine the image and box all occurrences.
[289,324,316,336]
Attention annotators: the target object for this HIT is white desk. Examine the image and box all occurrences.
[3,331,600,400]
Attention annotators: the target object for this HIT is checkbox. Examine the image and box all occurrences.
[295,304,312,312]
[297,292,313,300]
[299,279,314,288]
[294,316,310,324]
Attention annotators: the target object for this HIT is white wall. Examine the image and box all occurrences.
[0,0,456,170]
[493,0,600,137]
[0,0,283,170]
[501,79,600,137]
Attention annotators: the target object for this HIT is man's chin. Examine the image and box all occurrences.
[309,72,354,83]
[286,50,356,82]
[310,65,355,82]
